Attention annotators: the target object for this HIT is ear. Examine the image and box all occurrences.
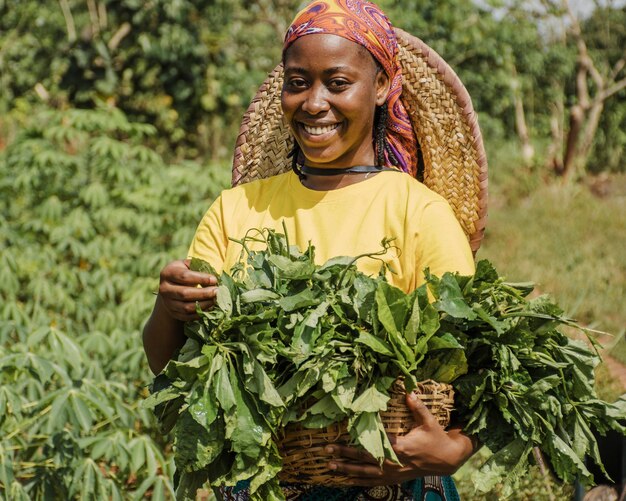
[375,70,391,106]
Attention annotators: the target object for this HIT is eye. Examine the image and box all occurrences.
[285,77,308,90]
[328,79,350,91]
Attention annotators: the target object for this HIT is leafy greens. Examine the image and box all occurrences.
[144,229,625,500]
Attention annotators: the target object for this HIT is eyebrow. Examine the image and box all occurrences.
[284,65,354,75]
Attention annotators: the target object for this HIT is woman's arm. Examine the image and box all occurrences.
[142,259,218,375]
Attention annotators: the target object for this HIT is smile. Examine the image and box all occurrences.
[301,123,340,136]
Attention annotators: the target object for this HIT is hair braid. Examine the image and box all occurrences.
[375,103,387,167]
[375,102,400,167]
[288,140,304,179]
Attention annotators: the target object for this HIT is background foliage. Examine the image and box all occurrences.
[1,0,625,499]
[0,108,228,498]
[1,0,625,171]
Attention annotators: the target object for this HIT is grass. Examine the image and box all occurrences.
[451,140,626,499]
[477,159,626,362]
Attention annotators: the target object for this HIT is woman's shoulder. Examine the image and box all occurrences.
[219,171,293,202]
[380,170,449,205]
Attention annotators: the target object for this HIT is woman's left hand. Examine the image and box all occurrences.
[325,392,475,486]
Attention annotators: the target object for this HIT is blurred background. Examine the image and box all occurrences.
[1,0,624,499]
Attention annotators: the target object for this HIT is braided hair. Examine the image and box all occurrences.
[374,102,400,167]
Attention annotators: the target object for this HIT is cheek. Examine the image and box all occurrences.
[280,92,294,120]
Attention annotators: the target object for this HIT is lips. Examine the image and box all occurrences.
[301,123,340,136]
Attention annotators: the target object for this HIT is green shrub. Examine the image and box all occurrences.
[0,106,229,498]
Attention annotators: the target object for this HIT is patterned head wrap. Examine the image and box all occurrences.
[283,0,418,174]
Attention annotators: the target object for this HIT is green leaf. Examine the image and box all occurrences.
[417,349,467,383]
[419,304,440,337]
[332,376,357,412]
[215,362,236,413]
[251,360,284,408]
[349,412,397,464]
[189,384,219,428]
[216,284,233,314]
[354,330,394,357]
[267,255,315,279]
[278,289,320,312]
[69,392,94,432]
[375,281,410,337]
[241,289,280,303]
[190,257,219,276]
[227,365,270,457]
[472,439,532,493]
[175,413,224,471]
[350,385,389,413]
[404,294,421,345]
[545,432,593,484]
[433,273,477,319]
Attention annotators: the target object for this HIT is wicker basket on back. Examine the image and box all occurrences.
[277,380,454,485]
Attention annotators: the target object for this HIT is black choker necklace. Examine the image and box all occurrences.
[296,164,398,177]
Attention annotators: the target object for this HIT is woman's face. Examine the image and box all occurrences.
[281,34,390,169]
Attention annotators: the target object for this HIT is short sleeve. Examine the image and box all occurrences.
[187,195,229,274]
[415,200,475,283]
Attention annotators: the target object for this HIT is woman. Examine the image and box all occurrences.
[143,1,481,499]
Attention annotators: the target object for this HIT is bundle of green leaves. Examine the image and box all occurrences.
[145,229,625,500]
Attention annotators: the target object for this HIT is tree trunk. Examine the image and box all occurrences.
[511,66,535,166]
[547,96,565,175]
[561,104,584,181]
[577,100,605,174]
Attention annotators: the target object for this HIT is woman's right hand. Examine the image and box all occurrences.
[158,259,219,322]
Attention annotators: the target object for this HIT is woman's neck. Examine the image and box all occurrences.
[298,171,379,191]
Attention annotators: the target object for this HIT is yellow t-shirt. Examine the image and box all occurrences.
[188,170,474,293]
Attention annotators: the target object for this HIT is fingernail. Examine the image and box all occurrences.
[325,445,335,453]
[328,462,337,470]
[408,392,417,400]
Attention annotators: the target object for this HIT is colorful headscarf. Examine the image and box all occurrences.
[283,0,418,175]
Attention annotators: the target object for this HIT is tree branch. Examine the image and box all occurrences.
[610,58,625,82]
[596,76,626,103]
[98,1,108,29]
[108,22,131,52]
[562,0,604,90]
[58,0,77,43]
[87,0,100,38]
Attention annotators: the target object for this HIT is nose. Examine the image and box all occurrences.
[301,83,330,115]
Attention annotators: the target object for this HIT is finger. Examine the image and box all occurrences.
[405,391,438,427]
[162,262,218,287]
[171,271,218,288]
[325,445,378,465]
[160,284,218,303]
[165,297,215,319]
[194,299,216,312]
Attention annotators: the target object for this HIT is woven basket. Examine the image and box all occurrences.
[277,379,454,485]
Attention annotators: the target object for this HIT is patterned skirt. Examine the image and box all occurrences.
[220,476,460,501]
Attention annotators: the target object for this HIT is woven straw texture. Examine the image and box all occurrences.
[277,379,454,486]
[232,27,488,253]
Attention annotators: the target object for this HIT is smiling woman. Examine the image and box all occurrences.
[142,0,488,500]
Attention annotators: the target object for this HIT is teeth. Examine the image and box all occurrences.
[302,124,338,135]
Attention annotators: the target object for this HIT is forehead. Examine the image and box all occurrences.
[283,34,376,71]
